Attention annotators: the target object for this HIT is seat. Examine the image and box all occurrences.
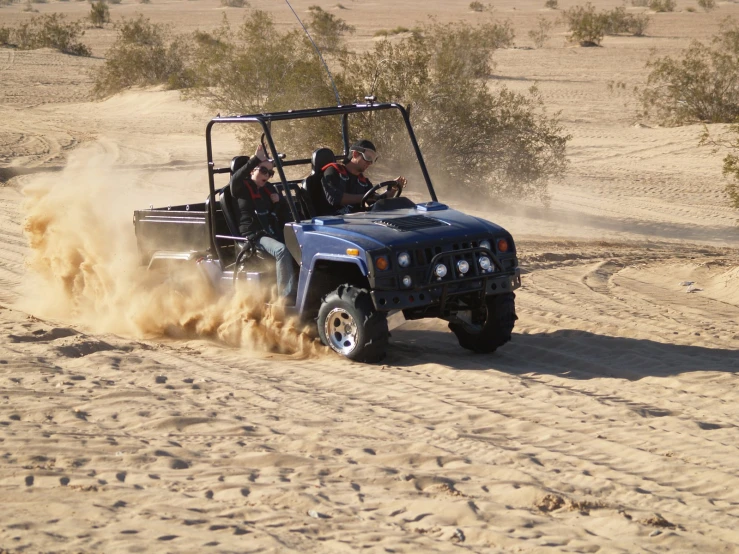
[219,186,245,252]
[302,147,336,217]
[230,155,250,175]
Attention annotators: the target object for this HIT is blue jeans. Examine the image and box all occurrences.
[257,235,296,298]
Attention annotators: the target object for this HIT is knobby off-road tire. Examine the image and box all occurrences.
[449,292,517,353]
[317,284,389,363]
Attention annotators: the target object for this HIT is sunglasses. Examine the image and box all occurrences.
[353,147,378,164]
[256,165,275,178]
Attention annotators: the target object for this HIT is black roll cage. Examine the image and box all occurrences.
[205,101,438,255]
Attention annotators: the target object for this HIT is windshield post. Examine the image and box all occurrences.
[396,104,438,203]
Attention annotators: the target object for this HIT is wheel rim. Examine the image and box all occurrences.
[323,307,358,355]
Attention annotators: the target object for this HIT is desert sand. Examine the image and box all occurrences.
[1,0,739,552]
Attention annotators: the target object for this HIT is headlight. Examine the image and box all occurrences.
[479,256,492,271]
[402,275,412,288]
[479,240,491,251]
[457,260,469,274]
[434,264,448,278]
[397,252,411,267]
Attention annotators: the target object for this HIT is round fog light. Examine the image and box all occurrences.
[434,264,448,278]
[457,260,469,274]
[402,275,412,288]
[479,240,491,251]
[397,252,411,267]
[479,256,492,271]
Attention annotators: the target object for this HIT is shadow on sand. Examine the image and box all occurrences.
[386,327,739,380]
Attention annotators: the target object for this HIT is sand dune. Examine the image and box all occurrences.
[1,0,739,551]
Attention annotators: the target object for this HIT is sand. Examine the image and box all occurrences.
[1,0,738,552]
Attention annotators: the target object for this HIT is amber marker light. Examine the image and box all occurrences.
[375,256,389,271]
[497,239,509,253]
[346,248,360,256]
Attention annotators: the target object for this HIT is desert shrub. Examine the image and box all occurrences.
[722,145,739,208]
[649,0,676,12]
[698,0,717,11]
[605,6,650,36]
[469,1,484,12]
[375,27,411,37]
[93,15,193,97]
[22,0,37,12]
[545,0,558,8]
[529,15,553,48]
[109,0,121,4]
[187,14,565,202]
[336,20,567,202]
[3,13,90,55]
[32,0,47,4]
[640,21,739,124]
[631,0,649,5]
[0,26,10,44]
[686,6,696,11]
[306,5,354,55]
[0,0,15,5]
[563,3,607,46]
[221,0,246,7]
[89,0,110,28]
[184,10,338,150]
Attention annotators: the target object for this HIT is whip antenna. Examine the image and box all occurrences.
[284,0,342,106]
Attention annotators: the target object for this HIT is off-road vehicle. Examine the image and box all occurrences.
[133,100,520,361]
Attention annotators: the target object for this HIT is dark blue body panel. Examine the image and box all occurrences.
[286,202,520,315]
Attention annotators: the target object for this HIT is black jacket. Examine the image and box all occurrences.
[321,162,374,214]
[229,156,283,241]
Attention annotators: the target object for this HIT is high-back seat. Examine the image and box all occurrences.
[302,147,336,217]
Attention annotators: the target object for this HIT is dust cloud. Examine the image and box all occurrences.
[20,140,321,357]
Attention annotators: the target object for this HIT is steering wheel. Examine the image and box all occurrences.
[361,181,403,209]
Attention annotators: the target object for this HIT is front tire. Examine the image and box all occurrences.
[317,285,388,363]
[449,292,517,353]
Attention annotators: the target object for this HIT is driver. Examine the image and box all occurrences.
[321,139,406,215]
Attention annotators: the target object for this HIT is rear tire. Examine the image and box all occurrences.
[449,292,517,353]
[317,284,388,363]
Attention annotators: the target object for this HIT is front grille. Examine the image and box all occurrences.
[374,215,446,232]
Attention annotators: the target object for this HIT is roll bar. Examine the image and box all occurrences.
[204,101,437,255]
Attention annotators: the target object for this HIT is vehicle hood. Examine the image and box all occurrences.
[298,203,511,251]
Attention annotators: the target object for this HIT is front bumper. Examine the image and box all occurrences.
[370,268,521,312]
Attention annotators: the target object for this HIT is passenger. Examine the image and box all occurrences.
[229,144,296,300]
[321,139,406,215]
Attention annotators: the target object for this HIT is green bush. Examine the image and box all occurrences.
[335,20,566,203]
[641,21,739,125]
[563,3,607,46]
[545,0,558,8]
[2,13,90,55]
[528,15,553,48]
[306,5,354,55]
[93,14,193,97]
[649,0,676,12]
[185,14,565,202]
[698,0,716,11]
[89,0,110,28]
[604,6,650,36]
